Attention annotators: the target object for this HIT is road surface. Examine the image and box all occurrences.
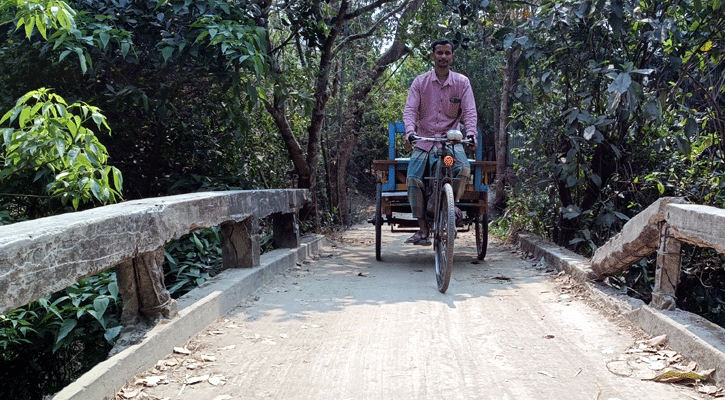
[117,225,706,400]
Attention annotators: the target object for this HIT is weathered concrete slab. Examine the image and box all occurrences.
[590,197,687,279]
[0,189,309,314]
[666,203,725,254]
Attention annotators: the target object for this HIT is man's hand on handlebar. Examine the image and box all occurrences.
[467,135,478,152]
[404,132,416,149]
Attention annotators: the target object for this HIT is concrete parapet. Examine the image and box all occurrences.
[590,197,687,279]
[666,203,725,254]
[0,189,310,315]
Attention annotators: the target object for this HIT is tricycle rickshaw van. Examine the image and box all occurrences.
[370,122,495,291]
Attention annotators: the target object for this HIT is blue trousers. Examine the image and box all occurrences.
[406,144,470,219]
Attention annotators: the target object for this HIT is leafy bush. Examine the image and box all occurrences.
[0,89,122,220]
[163,224,278,298]
[163,227,224,298]
[0,271,122,399]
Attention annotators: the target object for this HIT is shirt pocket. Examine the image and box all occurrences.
[445,96,461,119]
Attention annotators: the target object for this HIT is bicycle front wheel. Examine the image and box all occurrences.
[434,183,455,293]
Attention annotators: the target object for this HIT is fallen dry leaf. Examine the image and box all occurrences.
[698,385,720,395]
[139,375,168,387]
[173,347,191,356]
[208,375,225,386]
[646,334,667,348]
[186,374,210,385]
[118,388,140,399]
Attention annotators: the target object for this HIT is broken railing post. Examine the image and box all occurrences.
[221,216,260,269]
[273,212,299,249]
[116,248,178,326]
[651,222,682,311]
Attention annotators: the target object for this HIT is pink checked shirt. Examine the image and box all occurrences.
[403,69,478,152]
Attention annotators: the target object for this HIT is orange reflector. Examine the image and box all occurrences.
[444,156,454,167]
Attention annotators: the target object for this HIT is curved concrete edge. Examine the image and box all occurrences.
[518,233,725,387]
[52,235,324,400]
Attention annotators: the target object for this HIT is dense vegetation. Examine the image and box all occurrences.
[1,0,724,398]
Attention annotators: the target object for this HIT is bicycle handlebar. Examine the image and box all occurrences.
[409,135,475,145]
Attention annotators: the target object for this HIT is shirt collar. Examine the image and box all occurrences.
[432,70,452,86]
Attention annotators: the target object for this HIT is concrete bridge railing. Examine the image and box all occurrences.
[591,197,725,310]
[0,189,310,328]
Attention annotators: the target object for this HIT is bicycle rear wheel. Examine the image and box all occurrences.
[434,183,455,293]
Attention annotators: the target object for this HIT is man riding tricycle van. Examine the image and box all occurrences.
[371,38,494,293]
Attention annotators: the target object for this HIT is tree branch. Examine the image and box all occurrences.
[343,0,401,21]
[270,28,301,56]
[333,0,410,54]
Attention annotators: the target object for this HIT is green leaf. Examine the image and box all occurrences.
[90,179,102,200]
[76,49,87,74]
[104,325,122,343]
[54,138,66,157]
[108,281,119,299]
[112,167,123,192]
[99,32,111,49]
[36,15,47,39]
[607,72,631,94]
[93,297,110,320]
[562,205,581,219]
[24,16,36,39]
[676,135,692,156]
[56,318,77,345]
[91,113,104,127]
[684,117,699,137]
[121,41,130,58]
[161,46,174,63]
[192,234,204,251]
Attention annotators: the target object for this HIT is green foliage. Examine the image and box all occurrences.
[490,175,559,242]
[678,246,725,327]
[496,0,724,251]
[0,271,121,399]
[1,0,270,200]
[0,88,122,219]
[3,0,77,40]
[164,227,224,298]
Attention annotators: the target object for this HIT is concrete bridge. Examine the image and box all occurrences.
[2,192,725,398]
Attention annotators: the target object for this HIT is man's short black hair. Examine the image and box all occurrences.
[431,38,454,53]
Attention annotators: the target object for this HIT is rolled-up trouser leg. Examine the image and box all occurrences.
[407,176,425,219]
[407,148,429,219]
[452,144,471,201]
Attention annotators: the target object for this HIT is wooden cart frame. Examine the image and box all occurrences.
[371,122,495,261]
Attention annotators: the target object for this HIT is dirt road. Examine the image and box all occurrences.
[119,226,705,400]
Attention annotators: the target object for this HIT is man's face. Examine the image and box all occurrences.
[432,43,454,70]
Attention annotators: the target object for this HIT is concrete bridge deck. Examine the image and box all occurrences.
[104,226,713,400]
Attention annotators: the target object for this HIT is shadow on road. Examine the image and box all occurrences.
[233,224,553,323]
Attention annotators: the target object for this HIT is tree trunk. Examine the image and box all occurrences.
[493,47,521,215]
